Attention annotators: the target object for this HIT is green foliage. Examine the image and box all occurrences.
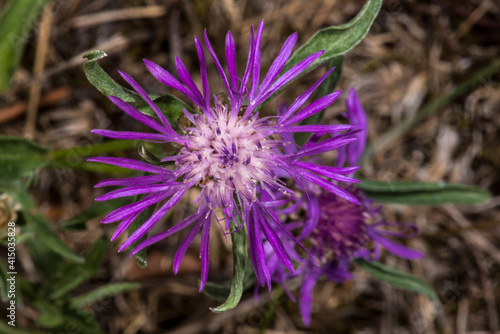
[0,0,52,91]
[355,259,440,304]
[83,50,190,125]
[0,136,50,189]
[210,222,249,312]
[24,212,85,263]
[49,235,108,299]
[282,0,382,77]
[70,282,141,308]
[357,180,491,205]
[0,261,8,301]
[63,197,132,231]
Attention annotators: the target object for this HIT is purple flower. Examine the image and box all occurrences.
[267,89,423,326]
[89,21,360,291]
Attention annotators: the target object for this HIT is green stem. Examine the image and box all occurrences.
[51,140,138,160]
[360,58,500,164]
[50,140,138,174]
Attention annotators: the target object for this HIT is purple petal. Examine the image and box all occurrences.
[248,21,264,106]
[88,157,165,173]
[91,129,168,142]
[299,195,319,240]
[239,24,256,97]
[281,90,341,127]
[175,57,205,108]
[117,71,181,142]
[130,212,200,255]
[95,175,167,188]
[173,218,203,274]
[257,32,298,96]
[299,272,320,326]
[203,30,232,102]
[250,51,324,109]
[295,161,360,184]
[194,37,211,115]
[289,134,357,159]
[299,169,360,204]
[247,207,271,288]
[96,183,176,201]
[346,87,368,165]
[199,211,212,291]
[107,96,167,135]
[368,228,424,259]
[111,212,139,241]
[102,192,171,224]
[225,31,238,95]
[144,59,202,110]
[118,188,188,251]
[279,67,336,122]
[275,124,353,133]
[255,208,294,274]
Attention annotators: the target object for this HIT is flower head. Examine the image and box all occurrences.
[90,21,360,291]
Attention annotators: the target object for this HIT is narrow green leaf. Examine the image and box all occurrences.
[282,0,382,77]
[49,235,108,299]
[83,51,139,101]
[0,320,47,334]
[357,180,491,205]
[0,136,49,188]
[210,222,248,312]
[56,309,105,334]
[62,197,132,231]
[70,282,141,308]
[83,50,191,124]
[0,261,8,301]
[0,0,51,91]
[34,300,65,328]
[203,262,255,301]
[25,213,85,263]
[355,259,440,304]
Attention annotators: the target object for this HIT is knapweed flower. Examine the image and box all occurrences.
[89,21,360,291]
[267,89,423,326]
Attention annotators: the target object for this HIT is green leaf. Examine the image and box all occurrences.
[0,0,51,91]
[0,320,47,334]
[83,50,190,124]
[0,261,8,301]
[355,259,440,304]
[62,197,132,231]
[34,300,65,328]
[83,51,139,101]
[70,282,141,308]
[210,222,248,313]
[0,136,49,188]
[25,213,85,263]
[49,235,108,299]
[203,262,255,301]
[34,300,105,334]
[357,180,491,205]
[282,0,382,77]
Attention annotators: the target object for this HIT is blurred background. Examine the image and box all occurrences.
[0,0,499,333]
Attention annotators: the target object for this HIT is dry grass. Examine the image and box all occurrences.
[1,0,499,333]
